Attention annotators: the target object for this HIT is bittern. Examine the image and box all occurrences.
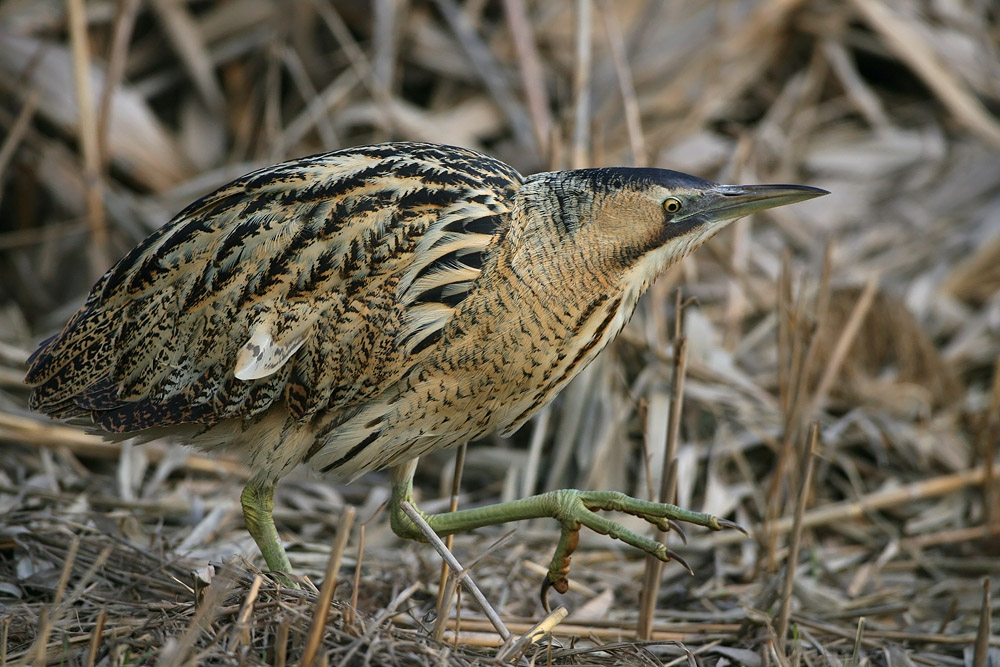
[25,142,826,599]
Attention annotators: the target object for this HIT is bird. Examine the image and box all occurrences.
[24,141,827,602]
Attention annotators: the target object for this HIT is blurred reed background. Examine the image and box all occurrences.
[0,1,998,663]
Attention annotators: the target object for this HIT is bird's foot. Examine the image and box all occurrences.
[537,489,747,611]
[386,480,746,611]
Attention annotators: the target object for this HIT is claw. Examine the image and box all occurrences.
[716,518,750,536]
[543,524,578,607]
[539,574,570,612]
[664,548,694,575]
[539,578,554,613]
[667,520,689,544]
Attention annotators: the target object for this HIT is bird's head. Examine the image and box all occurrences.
[512,167,828,290]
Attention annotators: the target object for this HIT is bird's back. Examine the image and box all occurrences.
[25,143,524,444]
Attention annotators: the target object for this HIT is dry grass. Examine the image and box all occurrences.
[1,0,999,664]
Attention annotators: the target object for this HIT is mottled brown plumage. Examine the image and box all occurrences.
[26,141,826,599]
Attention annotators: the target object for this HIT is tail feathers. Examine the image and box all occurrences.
[24,306,113,384]
[33,396,89,420]
[92,395,222,433]
[69,376,125,411]
[24,332,58,374]
[25,308,121,412]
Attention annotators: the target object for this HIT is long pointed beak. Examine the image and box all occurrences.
[705,183,829,221]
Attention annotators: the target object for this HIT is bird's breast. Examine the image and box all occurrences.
[409,248,639,439]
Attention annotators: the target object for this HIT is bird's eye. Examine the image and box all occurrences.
[663,197,682,214]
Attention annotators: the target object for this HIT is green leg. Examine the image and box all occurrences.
[389,459,744,608]
[241,477,295,585]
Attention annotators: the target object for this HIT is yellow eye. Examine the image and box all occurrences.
[663,197,682,214]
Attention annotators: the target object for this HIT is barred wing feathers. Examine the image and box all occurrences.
[25,142,523,434]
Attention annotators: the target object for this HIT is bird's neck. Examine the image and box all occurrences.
[441,227,647,436]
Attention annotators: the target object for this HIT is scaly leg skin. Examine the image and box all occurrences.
[241,477,297,587]
[389,459,746,610]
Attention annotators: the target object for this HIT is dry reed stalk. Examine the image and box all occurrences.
[150,0,225,113]
[432,0,535,153]
[275,618,290,667]
[503,0,552,158]
[973,578,992,667]
[302,505,356,666]
[570,0,592,169]
[776,422,818,647]
[901,523,1000,550]
[85,609,106,667]
[805,277,878,417]
[436,442,467,613]
[346,521,366,629]
[0,89,38,189]
[791,614,995,647]
[66,0,109,275]
[703,463,1000,547]
[495,606,569,661]
[0,411,248,477]
[765,247,832,571]
[422,616,741,644]
[432,566,461,642]
[27,536,78,663]
[521,404,550,499]
[97,0,141,170]
[979,359,1000,534]
[158,568,236,667]
[849,0,1000,147]
[601,5,647,166]
[851,616,865,664]
[637,290,689,639]
[767,635,792,667]
[229,574,263,651]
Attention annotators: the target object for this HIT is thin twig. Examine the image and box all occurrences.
[398,501,510,641]
[347,521,365,628]
[28,536,79,663]
[766,248,832,571]
[158,567,237,667]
